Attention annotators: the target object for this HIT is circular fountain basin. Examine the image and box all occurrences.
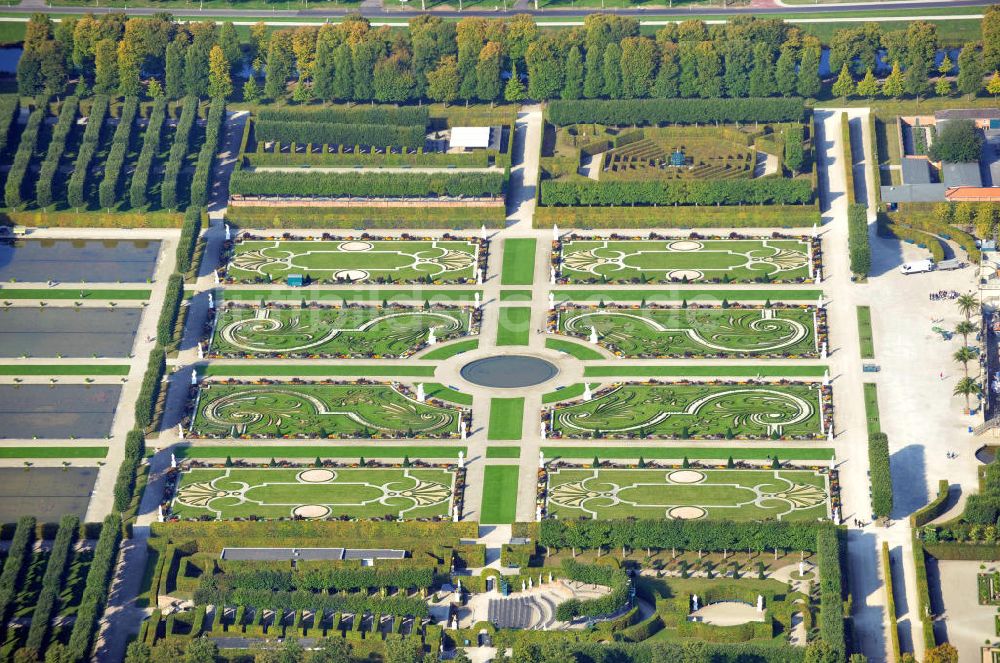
[460,355,559,389]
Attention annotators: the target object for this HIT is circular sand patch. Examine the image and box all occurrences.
[339,241,373,252]
[668,506,706,520]
[334,269,369,282]
[293,504,331,519]
[298,469,335,483]
[668,269,704,281]
[668,470,706,484]
[666,240,703,252]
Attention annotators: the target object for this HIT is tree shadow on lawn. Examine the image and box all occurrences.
[890,443,928,520]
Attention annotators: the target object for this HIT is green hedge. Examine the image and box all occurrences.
[4,105,45,208]
[869,432,893,519]
[816,527,845,660]
[113,429,146,512]
[230,170,504,199]
[129,97,167,210]
[784,124,805,174]
[254,120,426,150]
[534,203,820,228]
[195,587,428,618]
[540,177,813,207]
[67,95,109,210]
[257,106,428,127]
[246,145,491,169]
[881,542,900,660]
[134,345,166,431]
[0,517,36,628]
[0,95,18,156]
[35,96,79,208]
[553,560,630,621]
[911,479,950,528]
[66,514,122,662]
[225,204,506,229]
[913,534,936,651]
[548,98,805,127]
[196,564,435,598]
[161,96,199,210]
[190,100,225,209]
[848,203,871,277]
[176,207,204,275]
[869,112,882,209]
[841,112,855,206]
[24,514,78,653]
[157,275,183,347]
[99,97,139,210]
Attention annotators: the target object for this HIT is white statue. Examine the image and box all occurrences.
[459,420,467,440]
[540,422,546,440]
[197,343,204,360]
[757,595,764,612]
[170,453,177,468]
[823,370,830,386]
[178,423,185,440]
[157,505,164,523]
[224,223,231,241]
[692,594,699,611]
[539,450,545,468]
[550,267,557,285]
[549,293,555,310]
[476,269,483,285]
[427,327,437,346]
[589,326,599,344]
[416,383,425,402]
[207,292,214,309]
[481,224,488,240]
[536,505,543,522]
[817,295,824,310]
[583,383,592,401]
[458,451,464,469]
[821,342,828,359]
[552,224,559,241]
[190,370,197,385]
[474,292,480,308]
[799,561,805,577]
[213,271,220,285]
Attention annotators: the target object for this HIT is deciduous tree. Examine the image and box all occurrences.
[208,44,233,100]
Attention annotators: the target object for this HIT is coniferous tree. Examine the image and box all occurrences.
[583,46,603,99]
[856,68,879,98]
[775,47,798,97]
[561,45,583,100]
[208,44,233,100]
[504,62,527,102]
[165,39,184,100]
[831,63,855,99]
[796,45,822,98]
[882,61,905,98]
[602,42,622,99]
[93,38,118,95]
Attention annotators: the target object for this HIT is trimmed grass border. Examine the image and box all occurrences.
[488,398,524,441]
[864,383,881,436]
[0,365,130,376]
[496,307,531,346]
[554,289,823,302]
[583,365,828,378]
[201,364,437,377]
[541,446,835,461]
[425,383,473,406]
[500,290,532,302]
[220,289,482,303]
[0,447,109,459]
[0,289,151,300]
[857,306,875,359]
[486,447,522,459]
[420,339,479,360]
[501,239,536,286]
[546,338,604,360]
[174,445,467,460]
[480,466,519,525]
[543,383,596,404]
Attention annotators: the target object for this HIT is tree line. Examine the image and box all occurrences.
[16,9,1000,104]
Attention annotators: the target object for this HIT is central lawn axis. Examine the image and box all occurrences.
[501,238,537,286]
[488,398,525,440]
[480,465,519,524]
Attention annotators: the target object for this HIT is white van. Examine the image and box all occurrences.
[900,260,935,275]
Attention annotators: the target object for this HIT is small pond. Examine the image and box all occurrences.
[460,355,558,388]
[0,384,121,438]
[0,307,142,357]
[0,239,161,283]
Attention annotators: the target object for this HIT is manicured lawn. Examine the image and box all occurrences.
[0,447,109,459]
[500,290,532,302]
[559,238,813,284]
[489,398,524,440]
[486,447,522,459]
[542,383,595,404]
[420,339,479,360]
[541,446,835,461]
[501,239,537,286]
[210,305,470,358]
[221,289,482,303]
[864,383,881,436]
[175,445,467,460]
[555,289,823,303]
[480,466,519,524]
[583,365,828,378]
[496,307,531,346]
[547,468,828,521]
[545,338,604,360]
[192,383,463,438]
[226,238,480,284]
[559,305,818,357]
[202,365,437,377]
[0,289,151,300]
[172,467,455,520]
[0,365,130,376]
[551,383,824,439]
[857,306,875,359]
[424,384,473,406]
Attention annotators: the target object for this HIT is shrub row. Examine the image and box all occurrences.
[877,218,946,261]
[230,170,504,199]
[200,565,435,596]
[225,204,506,229]
[548,98,806,127]
[554,560,630,621]
[4,105,45,208]
[67,95,109,209]
[190,99,225,209]
[869,432,893,519]
[35,96,80,208]
[176,207,204,275]
[540,177,814,207]
[0,95,19,156]
[134,345,166,431]
[258,106,428,127]
[891,210,981,263]
[913,533,936,651]
[199,587,429,618]
[246,145,491,169]
[675,617,773,643]
[66,514,122,662]
[0,517,36,628]
[534,203,821,228]
[911,479,950,528]
[161,96,199,210]
[783,124,805,174]
[881,541,900,660]
[24,514,79,653]
[539,520,825,553]
[156,274,184,348]
[253,120,426,151]
[848,203,871,277]
[842,112,856,206]
[129,97,167,210]
[869,112,882,209]
[98,97,139,210]
[816,527,845,659]
[112,430,146,512]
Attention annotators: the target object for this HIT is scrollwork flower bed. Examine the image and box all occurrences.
[184,379,472,440]
[204,302,480,360]
[542,379,832,441]
[550,232,822,285]
[219,231,489,285]
[548,303,827,359]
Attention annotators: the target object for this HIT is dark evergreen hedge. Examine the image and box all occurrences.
[66,514,122,662]
[541,177,813,207]
[175,207,204,275]
[4,105,44,208]
[253,119,426,150]
[816,527,845,659]
[35,96,79,208]
[190,100,225,208]
[848,203,871,277]
[0,95,19,156]
[99,96,139,210]
[134,345,166,430]
[67,95,109,209]
[869,432,893,519]
[0,517,36,628]
[156,274,183,346]
[24,514,78,653]
[257,106,428,127]
[129,97,166,210]
[112,429,146,512]
[161,96,199,210]
[548,98,806,127]
[230,170,504,198]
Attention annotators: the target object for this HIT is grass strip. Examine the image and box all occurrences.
[202,364,436,377]
[864,382,881,436]
[480,466,519,525]
[425,383,473,406]
[0,289,151,300]
[488,398,524,440]
[174,445,466,460]
[0,365,130,376]
[881,542,901,659]
[546,338,604,360]
[501,238,537,286]
[220,289,481,303]
[0,447,108,458]
[500,290,533,302]
[542,383,595,404]
[420,339,479,360]
[584,365,828,377]
[857,306,875,359]
[486,447,522,459]
[555,289,823,302]
[541,446,835,461]
[497,307,531,345]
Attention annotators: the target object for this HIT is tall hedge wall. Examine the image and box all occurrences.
[547,98,806,127]
[230,170,504,198]
[540,177,813,207]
